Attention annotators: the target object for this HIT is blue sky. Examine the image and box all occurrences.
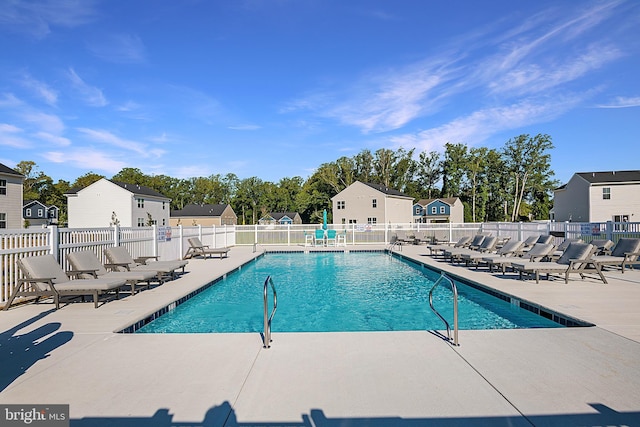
[0,0,638,186]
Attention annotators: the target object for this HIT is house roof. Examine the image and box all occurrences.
[266,212,299,221]
[576,170,640,184]
[415,197,459,206]
[0,163,23,177]
[171,203,229,217]
[362,182,412,198]
[66,179,169,199]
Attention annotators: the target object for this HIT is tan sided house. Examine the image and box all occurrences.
[0,163,24,229]
[170,203,237,226]
[331,181,414,225]
[552,170,640,222]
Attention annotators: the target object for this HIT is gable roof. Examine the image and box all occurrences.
[171,203,229,217]
[361,182,412,198]
[575,170,640,184]
[66,179,169,199]
[416,197,460,206]
[0,163,23,177]
[268,212,299,221]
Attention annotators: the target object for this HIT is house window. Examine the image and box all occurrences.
[137,198,145,208]
[440,206,446,214]
[137,217,145,227]
[431,206,437,214]
[602,187,610,200]
[162,202,166,210]
[348,219,357,224]
[38,209,44,217]
[162,218,166,225]
[26,208,32,217]
[372,199,377,208]
[367,217,377,224]
[0,179,6,195]
[337,201,345,209]
[0,213,6,228]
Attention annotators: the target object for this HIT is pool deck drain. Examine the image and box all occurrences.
[1,245,639,426]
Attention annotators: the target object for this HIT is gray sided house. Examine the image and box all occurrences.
[331,181,414,225]
[170,203,237,226]
[0,163,24,229]
[66,178,171,228]
[259,212,302,225]
[552,170,640,223]
[23,200,59,227]
[414,197,464,223]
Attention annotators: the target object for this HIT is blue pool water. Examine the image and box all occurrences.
[137,252,562,333]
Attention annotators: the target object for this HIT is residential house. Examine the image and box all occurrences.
[0,163,24,229]
[65,178,171,228]
[258,212,302,225]
[23,200,59,227]
[552,170,640,222]
[414,197,464,223]
[170,203,237,226]
[331,181,414,225]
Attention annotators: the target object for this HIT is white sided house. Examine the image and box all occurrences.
[66,179,171,228]
[331,181,414,225]
[0,163,24,229]
[552,170,640,223]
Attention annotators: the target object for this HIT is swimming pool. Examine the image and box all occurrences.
[136,252,563,333]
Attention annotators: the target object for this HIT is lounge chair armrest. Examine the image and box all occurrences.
[67,269,99,278]
[104,262,132,271]
[135,256,158,264]
[18,277,55,284]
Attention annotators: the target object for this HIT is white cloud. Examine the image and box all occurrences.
[228,124,261,131]
[0,93,23,108]
[596,96,640,108]
[21,111,65,134]
[0,0,97,39]
[20,74,58,106]
[44,149,126,174]
[76,128,150,156]
[0,123,31,148]
[67,68,108,107]
[33,131,71,146]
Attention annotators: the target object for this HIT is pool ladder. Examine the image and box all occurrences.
[388,240,402,254]
[263,275,277,348]
[429,273,459,346]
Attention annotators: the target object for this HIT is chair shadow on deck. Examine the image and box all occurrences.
[70,401,640,427]
[0,309,74,391]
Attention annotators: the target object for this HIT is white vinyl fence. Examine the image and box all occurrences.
[1,221,638,306]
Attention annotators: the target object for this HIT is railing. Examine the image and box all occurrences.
[429,273,459,346]
[387,240,402,254]
[263,275,277,349]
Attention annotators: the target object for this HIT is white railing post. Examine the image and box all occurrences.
[518,222,523,241]
[178,225,184,257]
[287,224,291,246]
[606,221,614,241]
[197,224,203,241]
[113,224,120,247]
[48,225,59,261]
[224,225,228,248]
[448,222,453,243]
[254,224,258,245]
[152,224,158,257]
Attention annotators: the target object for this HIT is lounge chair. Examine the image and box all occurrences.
[67,250,158,294]
[314,229,325,246]
[443,236,496,263]
[521,235,541,249]
[590,238,640,275]
[548,238,582,261]
[105,246,188,281]
[482,243,556,274]
[589,239,615,255]
[427,236,472,257]
[4,255,128,310]
[184,237,230,259]
[462,239,524,269]
[326,229,337,246]
[511,242,605,284]
[304,232,314,247]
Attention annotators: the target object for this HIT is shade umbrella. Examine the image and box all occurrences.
[322,209,327,230]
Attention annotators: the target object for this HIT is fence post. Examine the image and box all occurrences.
[198,224,203,241]
[448,222,452,243]
[606,221,614,241]
[48,225,59,261]
[224,225,228,248]
[152,224,158,257]
[178,225,184,257]
[518,222,523,241]
[212,225,216,248]
[113,224,120,247]
[287,224,291,246]
[255,224,258,245]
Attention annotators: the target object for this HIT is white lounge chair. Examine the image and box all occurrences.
[184,237,230,259]
[4,255,128,310]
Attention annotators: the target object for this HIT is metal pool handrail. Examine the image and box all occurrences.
[428,273,459,346]
[263,275,277,348]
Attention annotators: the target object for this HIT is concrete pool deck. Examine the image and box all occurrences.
[0,245,639,426]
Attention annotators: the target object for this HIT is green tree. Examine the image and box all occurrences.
[415,151,441,199]
[441,143,468,198]
[72,172,105,189]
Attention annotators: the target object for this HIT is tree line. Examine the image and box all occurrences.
[16,133,557,226]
